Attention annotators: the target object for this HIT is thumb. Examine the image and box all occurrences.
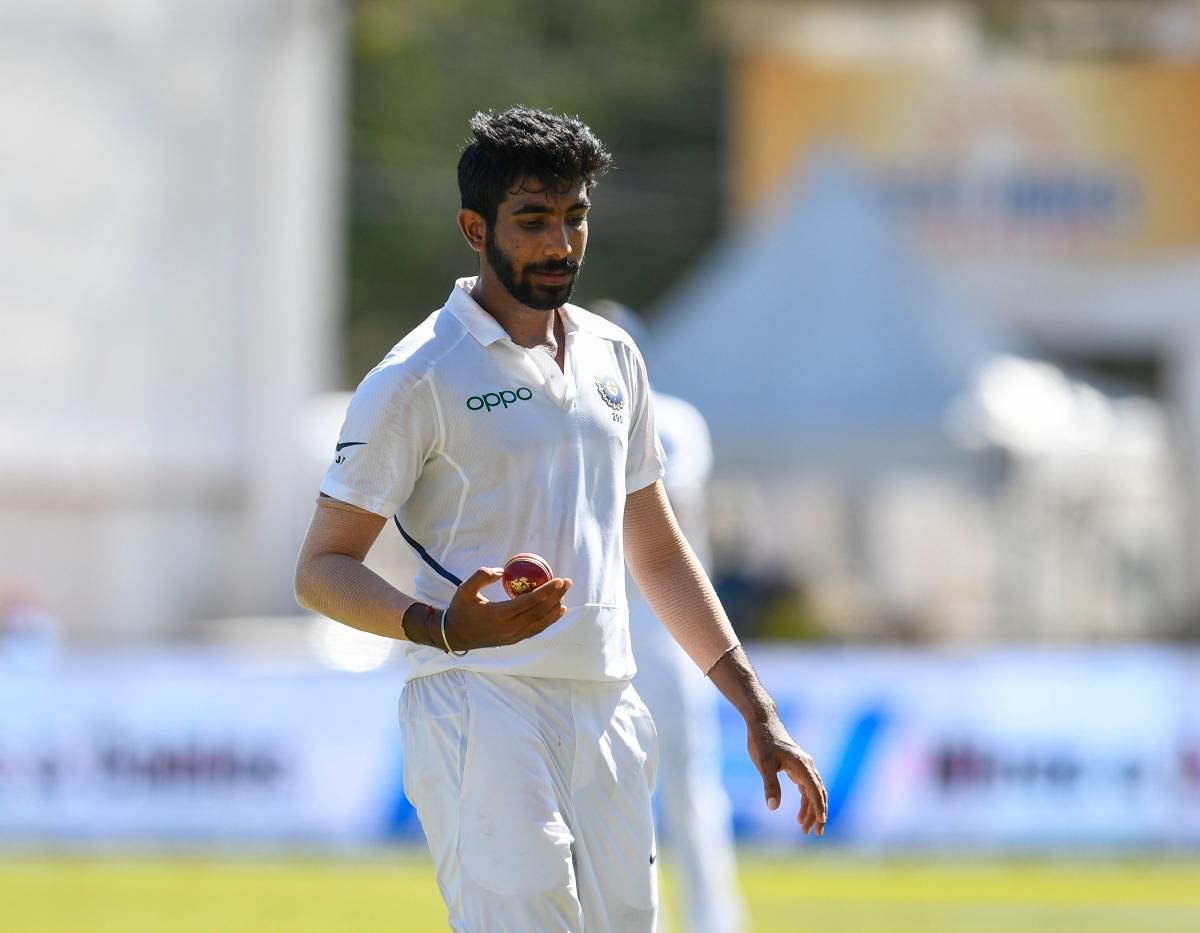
[457,567,503,598]
[760,764,782,812]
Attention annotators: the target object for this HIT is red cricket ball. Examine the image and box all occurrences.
[502,553,554,599]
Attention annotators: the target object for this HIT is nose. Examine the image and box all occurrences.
[544,222,572,259]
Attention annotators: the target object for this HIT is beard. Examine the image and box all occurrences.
[485,225,580,311]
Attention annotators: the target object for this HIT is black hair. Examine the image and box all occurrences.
[457,107,613,224]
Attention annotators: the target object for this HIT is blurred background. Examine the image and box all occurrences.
[4,0,1200,929]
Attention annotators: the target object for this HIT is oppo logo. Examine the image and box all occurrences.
[467,386,534,412]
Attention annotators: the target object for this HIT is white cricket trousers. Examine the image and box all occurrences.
[399,669,660,932]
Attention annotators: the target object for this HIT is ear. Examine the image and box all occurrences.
[458,209,488,255]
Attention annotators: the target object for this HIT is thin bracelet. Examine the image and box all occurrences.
[440,608,468,657]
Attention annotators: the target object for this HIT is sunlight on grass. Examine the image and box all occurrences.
[3,851,1199,932]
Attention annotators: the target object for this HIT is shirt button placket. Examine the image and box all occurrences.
[531,349,571,408]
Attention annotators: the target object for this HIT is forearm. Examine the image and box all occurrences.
[294,495,420,642]
[295,550,416,641]
[624,482,739,672]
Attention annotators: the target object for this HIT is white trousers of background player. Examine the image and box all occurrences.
[399,669,659,932]
[631,612,744,933]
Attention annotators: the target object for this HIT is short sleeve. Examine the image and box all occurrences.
[624,344,666,494]
[319,367,439,517]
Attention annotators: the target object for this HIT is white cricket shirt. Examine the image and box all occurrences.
[321,277,665,682]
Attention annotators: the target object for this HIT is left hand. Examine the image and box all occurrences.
[746,717,828,836]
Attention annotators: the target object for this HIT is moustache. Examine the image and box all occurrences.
[530,258,580,275]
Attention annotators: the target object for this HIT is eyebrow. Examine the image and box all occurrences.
[509,199,591,217]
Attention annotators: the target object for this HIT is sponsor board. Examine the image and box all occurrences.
[737,647,1200,847]
[0,659,415,843]
[2,649,1198,848]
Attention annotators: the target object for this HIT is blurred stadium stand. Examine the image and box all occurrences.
[0,0,344,642]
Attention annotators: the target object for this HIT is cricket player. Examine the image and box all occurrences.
[295,107,826,931]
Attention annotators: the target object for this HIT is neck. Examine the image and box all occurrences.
[470,273,559,350]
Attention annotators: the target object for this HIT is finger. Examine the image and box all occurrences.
[811,763,828,807]
[783,758,828,822]
[801,795,817,835]
[759,763,782,812]
[457,567,504,599]
[509,604,567,642]
[507,578,572,616]
[786,767,825,834]
[493,601,567,645]
[532,576,572,598]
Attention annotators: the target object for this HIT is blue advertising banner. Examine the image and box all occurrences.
[2,648,1198,849]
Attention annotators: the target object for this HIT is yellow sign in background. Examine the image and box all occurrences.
[733,59,1200,259]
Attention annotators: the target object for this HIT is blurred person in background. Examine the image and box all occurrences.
[0,580,61,666]
[0,582,61,671]
[594,299,745,933]
[295,107,826,931]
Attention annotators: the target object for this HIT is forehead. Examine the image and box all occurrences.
[498,176,589,213]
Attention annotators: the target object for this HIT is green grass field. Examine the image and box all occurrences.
[4,850,1199,932]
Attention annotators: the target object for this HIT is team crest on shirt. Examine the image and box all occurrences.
[595,376,625,411]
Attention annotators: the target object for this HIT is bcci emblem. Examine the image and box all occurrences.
[595,376,625,411]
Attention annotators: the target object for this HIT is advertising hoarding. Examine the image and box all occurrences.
[2,649,1197,849]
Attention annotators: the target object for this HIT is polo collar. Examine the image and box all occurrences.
[558,303,583,340]
[447,276,583,347]
[446,277,510,347]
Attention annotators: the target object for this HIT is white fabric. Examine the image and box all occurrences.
[399,669,659,932]
[321,278,665,682]
[627,391,744,933]
[646,394,713,509]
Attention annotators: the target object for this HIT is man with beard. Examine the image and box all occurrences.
[295,107,827,931]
